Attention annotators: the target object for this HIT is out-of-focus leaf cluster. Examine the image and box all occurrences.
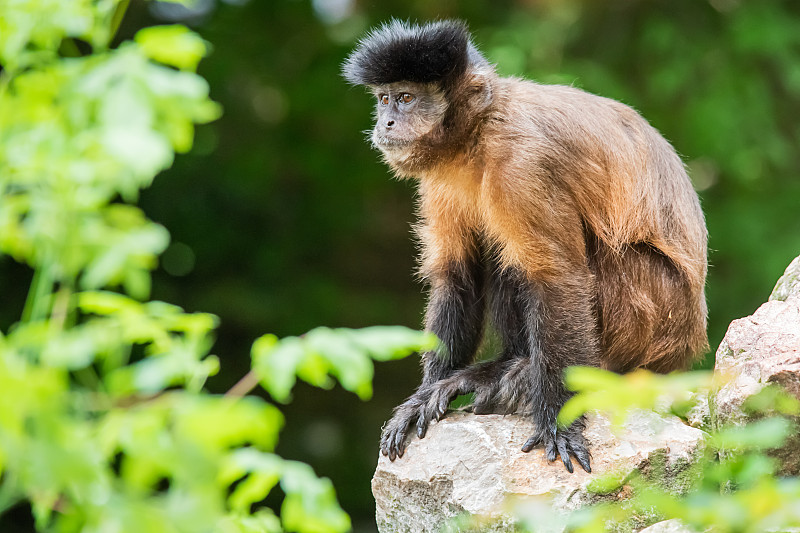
[252,326,437,403]
[558,367,713,427]
[515,367,800,533]
[0,2,426,532]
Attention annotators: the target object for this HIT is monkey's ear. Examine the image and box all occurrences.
[342,20,476,89]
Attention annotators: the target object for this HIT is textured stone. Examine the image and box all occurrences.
[372,411,705,532]
[372,256,800,532]
[712,288,800,424]
[638,519,694,533]
[710,255,800,474]
[770,255,800,303]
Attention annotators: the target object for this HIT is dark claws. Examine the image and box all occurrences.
[574,448,592,473]
[556,437,573,473]
[381,385,454,461]
[394,430,406,458]
[416,417,427,439]
[545,438,557,462]
[437,395,449,419]
[522,420,591,474]
[521,434,541,453]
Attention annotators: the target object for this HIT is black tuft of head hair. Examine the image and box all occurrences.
[342,20,474,88]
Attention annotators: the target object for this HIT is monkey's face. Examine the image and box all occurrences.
[369,82,447,158]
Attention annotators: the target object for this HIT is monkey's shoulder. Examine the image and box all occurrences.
[491,79,640,126]
[485,78,653,148]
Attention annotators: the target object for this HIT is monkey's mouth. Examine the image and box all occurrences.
[372,135,412,150]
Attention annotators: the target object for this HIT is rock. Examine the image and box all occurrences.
[638,519,694,533]
[711,293,800,424]
[685,392,711,431]
[372,410,705,533]
[770,255,800,302]
[373,257,800,532]
[710,255,800,473]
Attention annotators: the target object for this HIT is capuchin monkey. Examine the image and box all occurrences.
[343,20,708,473]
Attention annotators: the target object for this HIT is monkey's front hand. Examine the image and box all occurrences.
[379,395,424,461]
[380,384,456,460]
[522,416,591,474]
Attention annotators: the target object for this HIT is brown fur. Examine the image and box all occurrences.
[407,73,708,372]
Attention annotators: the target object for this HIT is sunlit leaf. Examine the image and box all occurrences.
[347,326,439,361]
[135,25,209,72]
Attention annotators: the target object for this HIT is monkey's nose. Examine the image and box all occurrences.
[386,120,395,128]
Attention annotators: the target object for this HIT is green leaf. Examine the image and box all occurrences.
[712,417,795,451]
[251,334,303,403]
[742,384,800,416]
[280,461,351,533]
[173,395,284,453]
[134,25,208,72]
[220,509,282,533]
[251,327,432,402]
[586,469,630,495]
[306,328,374,400]
[223,449,283,511]
[347,326,439,361]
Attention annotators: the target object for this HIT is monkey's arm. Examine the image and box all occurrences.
[380,254,486,460]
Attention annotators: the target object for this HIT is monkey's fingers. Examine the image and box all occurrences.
[379,430,396,460]
[394,429,408,458]
[471,403,491,415]
[435,391,450,420]
[381,426,408,461]
[555,435,574,474]
[380,412,415,461]
[416,415,429,439]
[415,400,442,438]
[521,433,543,453]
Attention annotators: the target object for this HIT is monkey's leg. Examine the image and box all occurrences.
[503,270,599,473]
[380,259,486,460]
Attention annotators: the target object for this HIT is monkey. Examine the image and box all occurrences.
[342,20,708,473]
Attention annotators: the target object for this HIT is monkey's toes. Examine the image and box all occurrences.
[522,426,591,474]
[553,428,591,473]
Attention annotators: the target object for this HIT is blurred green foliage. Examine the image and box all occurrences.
[1,0,799,531]
[0,1,432,531]
[516,368,800,533]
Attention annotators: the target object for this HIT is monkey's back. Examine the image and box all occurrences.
[487,79,709,371]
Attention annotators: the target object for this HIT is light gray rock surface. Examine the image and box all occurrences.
[637,519,694,533]
[770,255,800,302]
[373,256,800,532]
[712,256,800,424]
[710,255,800,474]
[372,411,705,532]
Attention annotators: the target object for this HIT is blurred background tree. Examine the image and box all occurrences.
[2,1,797,531]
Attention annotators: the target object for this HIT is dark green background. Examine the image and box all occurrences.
[6,1,799,531]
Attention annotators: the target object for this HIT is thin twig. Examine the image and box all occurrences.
[109,0,132,43]
[224,370,260,398]
[50,285,72,332]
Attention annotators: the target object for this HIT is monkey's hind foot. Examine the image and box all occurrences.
[522,420,591,474]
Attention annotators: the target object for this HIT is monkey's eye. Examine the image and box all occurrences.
[399,93,415,104]
[379,94,389,105]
